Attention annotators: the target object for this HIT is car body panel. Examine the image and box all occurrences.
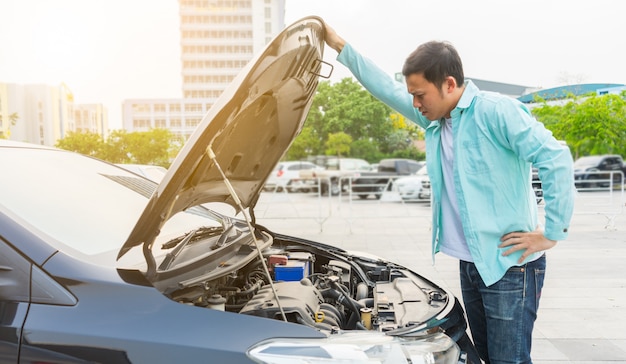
[16,250,323,364]
[117,163,168,183]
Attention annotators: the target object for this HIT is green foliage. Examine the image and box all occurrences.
[532,92,626,159]
[55,131,105,157]
[389,145,426,161]
[289,77,424,163]
[349,139,383,163]
[286,126,322,160]
[56,128,180,167]
[325,132,352,157]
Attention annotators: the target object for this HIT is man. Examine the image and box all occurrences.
[323,24,575,364]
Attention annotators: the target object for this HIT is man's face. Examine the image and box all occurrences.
[406,73,454,121]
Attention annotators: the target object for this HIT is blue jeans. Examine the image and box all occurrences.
[460,255,546,364]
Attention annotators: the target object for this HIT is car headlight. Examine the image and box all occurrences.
[247,331,461,364]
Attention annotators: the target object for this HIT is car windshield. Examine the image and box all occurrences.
[0,146,219,261]
[416,165,428,176]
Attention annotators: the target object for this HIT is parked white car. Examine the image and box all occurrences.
[392,165,431,201]
[264,161,324,192]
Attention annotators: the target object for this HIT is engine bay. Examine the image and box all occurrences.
[164,232,451,333]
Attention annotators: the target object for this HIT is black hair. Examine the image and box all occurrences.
[401,41,464,87]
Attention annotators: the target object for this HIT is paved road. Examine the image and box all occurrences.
[254,189,626,364]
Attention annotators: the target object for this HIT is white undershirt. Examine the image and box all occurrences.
[439,118,473,262]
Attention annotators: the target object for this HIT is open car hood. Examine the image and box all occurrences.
[119,17,326,259]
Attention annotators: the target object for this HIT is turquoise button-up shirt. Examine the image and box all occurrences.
[337,43,575,285]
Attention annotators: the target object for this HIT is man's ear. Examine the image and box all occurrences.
[444,76,457,93]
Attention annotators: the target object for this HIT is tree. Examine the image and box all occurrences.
[100,129,175,167]
[349,139,382,163]
[56,128,179,167]
[0,112,19,139]
[325,132,352,157]
[55,131,105,157]
[286,126,322,160]
[532,92,626,158]
[290,78,422,161]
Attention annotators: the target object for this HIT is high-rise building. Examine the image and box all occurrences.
[123,0,286,138]
[179,0,285,99]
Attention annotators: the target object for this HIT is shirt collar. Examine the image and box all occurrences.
[450,80,479,118]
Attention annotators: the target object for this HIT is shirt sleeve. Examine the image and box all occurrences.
[336,43,430,130]
[493,98,575,241]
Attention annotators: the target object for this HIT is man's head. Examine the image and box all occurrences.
[402,41,465,120]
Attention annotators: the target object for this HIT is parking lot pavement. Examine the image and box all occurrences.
[255,191,626,363]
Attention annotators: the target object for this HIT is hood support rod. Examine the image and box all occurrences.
[206,145,287,322]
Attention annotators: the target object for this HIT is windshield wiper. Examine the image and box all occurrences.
[161,225,224,250]
[159,225,226,271]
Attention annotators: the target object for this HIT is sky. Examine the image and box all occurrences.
[1,0,625,130]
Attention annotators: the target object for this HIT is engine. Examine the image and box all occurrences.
[173,249,449,333]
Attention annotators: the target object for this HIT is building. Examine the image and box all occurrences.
[123,0,286,138]
[0,83,109,146]
[74,104,109,139]
[517,83,626,103]
[1,83,70,145]
[466,77,539,99]
[180,0,285,99]
[122,99,211,139]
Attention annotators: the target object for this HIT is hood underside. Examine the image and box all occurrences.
[119,17,326,259]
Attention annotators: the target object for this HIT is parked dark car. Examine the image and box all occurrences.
[532,167,543,203]
[351,158,425,199]
[0,17,477,364]
[573,154,626,188]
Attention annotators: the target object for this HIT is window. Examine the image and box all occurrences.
[186,118,201,128]
[184,104,202,112]
[133,119,150,128]
[132,104,150,113]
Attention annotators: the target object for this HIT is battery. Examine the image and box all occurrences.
[274,261,307,282]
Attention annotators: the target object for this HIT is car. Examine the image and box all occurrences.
[392,165,431,201]
[299,157,371,195]
[351,158,424,199]
[0,17,478,364]
[573,154,626,188]
[532,167,543,204]
[263,161,323,193]
[117,163,168,183]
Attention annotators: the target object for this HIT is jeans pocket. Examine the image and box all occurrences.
[484,267,525,320]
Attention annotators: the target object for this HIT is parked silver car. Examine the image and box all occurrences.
[393,165,431,201]
[263,161,324,192]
